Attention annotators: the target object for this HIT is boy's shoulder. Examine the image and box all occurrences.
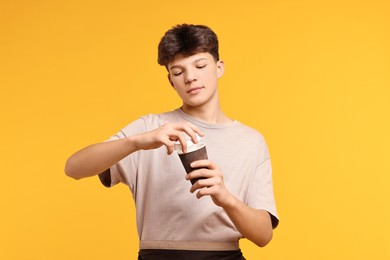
[234,120,266,140]
[140,109,183,123]
[130,109,184,131]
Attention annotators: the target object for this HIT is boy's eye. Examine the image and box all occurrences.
[196,64,206,69]
[172,71,182,76]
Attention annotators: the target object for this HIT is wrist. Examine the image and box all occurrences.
[220,193,239,210]
[125,135,139,152]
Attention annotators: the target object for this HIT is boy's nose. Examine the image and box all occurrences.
[184,70,197,84]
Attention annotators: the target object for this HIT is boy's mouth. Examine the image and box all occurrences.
[187,87,204,94]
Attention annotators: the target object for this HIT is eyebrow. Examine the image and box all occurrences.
[169,58,208,70]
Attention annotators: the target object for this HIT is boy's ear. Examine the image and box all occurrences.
[217,60,225,78]
[167,74,174,87]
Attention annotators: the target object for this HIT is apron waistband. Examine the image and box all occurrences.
[139,240,239,251]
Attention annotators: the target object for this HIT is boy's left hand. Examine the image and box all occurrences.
[185,160,234,208]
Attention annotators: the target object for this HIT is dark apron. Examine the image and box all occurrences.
[138,249,246,260]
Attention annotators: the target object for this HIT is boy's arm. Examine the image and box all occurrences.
[186,160,274,247]
[221,197,273,247]
[65,137,138,180]
[65,122,203,180]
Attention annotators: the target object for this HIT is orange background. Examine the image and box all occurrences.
[1,0,389,259]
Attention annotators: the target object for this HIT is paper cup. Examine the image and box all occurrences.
[178,142,208,185]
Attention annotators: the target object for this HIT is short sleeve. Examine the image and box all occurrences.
[100,117,146,189]
[247,156,279,229]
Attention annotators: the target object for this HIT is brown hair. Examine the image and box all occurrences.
[158,24,219,66]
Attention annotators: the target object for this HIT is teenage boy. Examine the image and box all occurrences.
[65,24,279,260]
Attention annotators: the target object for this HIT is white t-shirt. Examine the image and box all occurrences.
[104,109,279,251]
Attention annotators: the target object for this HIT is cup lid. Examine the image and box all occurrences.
[174,133,202,154]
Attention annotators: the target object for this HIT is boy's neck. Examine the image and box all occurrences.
[181,102,233,125]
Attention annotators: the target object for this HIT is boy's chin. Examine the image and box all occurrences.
[182,99,208,108]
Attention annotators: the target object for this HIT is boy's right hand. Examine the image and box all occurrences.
[131,122,204,155]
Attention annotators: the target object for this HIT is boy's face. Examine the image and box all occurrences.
[167,52,224,108]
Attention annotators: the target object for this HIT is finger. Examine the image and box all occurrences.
[185,168,213,181]
[196,186,218,199]
[184,121,204,135]
[166,143,174,155]
[173,130,188,153]
[190,159,215,169]
[166,129,186,151]
[160,136,175,155]
[181,124,202,144]
[196,189,206,199]
[189,178,216,193]
[177,122,204,140]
